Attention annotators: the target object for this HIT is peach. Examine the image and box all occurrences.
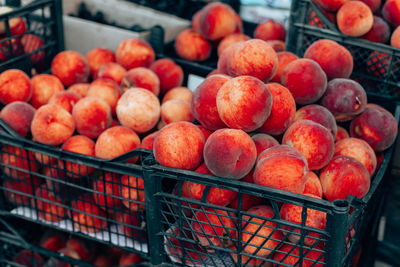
[266,40,286,52]
[337,1,374,37]
[321,78,367,121]
[162,86,192,104]
[192,10,202,32]
[283,120,335,170]
[320,155,370,201]
[242,205,283,256]
[254,19,286,41]
[95,126,140,162]
[0,101,35,137]
[366,51,389,77]
[304,39,354,80]
[120,175,145,211]
[273,244,324,267]
[217,76,272,131]
[31,104,75,145]
[157,119,166,130]
[184,163,237,206]
[3,177,39,206]
[86,47,115,77]
[191,208,236,249]
[71,195,108,233]
[59,135,95,178]
[350,104,398,151]
[175,29,212,61]
[191,74,229,131]
[391,25,400,48]
[48,91,81,114]
[116,88,160,133]
[362,16,390,43]
[13,250,44,267]
[334,137,377,175]
[150,58,184,94]
[140,131,158,150]
[87,78,122,116]
[96,62,127,84]
[121,67,160,96]
[258,83,296,135]
[204,128,256,179]
[382,0,400,27]
[39,230,66,252]
[154,121,204,170]
[118,212,146,240]
[72,96,112,139]
[281,58,327,104]
[314,0,350,11]
[336,126,350,142]
[197,125,212,141]
[252,133,279,157]
[217,33,250,56]
[0,69,31,104]
[21,34,45,64]
[280,194,327,245]
[217,44,236,74]
[254,145,309,194]
[161,99,193,124]
[0,145,39,179]
[294,104,338,138]
[29,74,64,109]
[43,166,67,198]
[93,255,112,267]
[93,173,121,211]
[225,39,278,82]
[198,2,238,40]
[229,192,265,211]
[119,253,143,267]
[65,237,92,262]
[51,50,89,87]
[359,0,382,13]
[34,184,66,222]
[270,51,299,83]
[116,38,155,70]
[67,83,89,98]
[303,171,323,197]
[229,250,265,266]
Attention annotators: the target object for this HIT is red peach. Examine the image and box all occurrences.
[3,177,39,206]
[116,88,160,133]
[93,172,121,211]
[382,0,400,27]
[359,0,382,13]
[228,192,265,211]
[87,78,122,116]
[281,58,327,104]
[116,38,155,70]
[191,74,229,131]
[72,96,112,139]
[29,74,64,109]
[118,212,146,240]
[204,128,257,179]
[65,237,92,262]
[217,33,250,56]
[140,131,158,150]
[252,133,279,157]
[362,16,390,43]
[150,58,184,94]
[51,50,89,87]
[198,2,238,41]
[31,104,75,145]
[314,0,350,11]
[0,14,26,36]
[191,208,236,249]
[308,5,337,26]
[197,125,212,141]
[13,250,44,267]
[95,126,140,162]
[366,51,389,77]
[121,67,160,96]
[71,195,108,233]
[93,255,112,267]
[304,39,354,80]
[320,155,370,201]
[217,44,236,74]
[48,91,81,114]
[39,230,66,252]
[350,104,398,151]
[334,137,377,175]
[161,99,193,124]
[67,83,89,98]
[86,47,115,78]
[273,244,324,266]
[336,126,350,142]
[391,25,400,48]
[294,104,338,138]
[35,184,66,222]
[0,101,35,137]
[229,250,265,266]
[266,40,286,52]
[321,78,367,121]
[258,83,296,135]
[225,39,278,82]
[0,69,31,104]
[154,121,204,170]
[337,1,374,37]
[119,253,143,267]
[120,175,145,211]
[217,76,272,132]
[96,62,127,84]
[192,10,202,32]
[162,86,192,104]
[0,145,39,179]
[254,19,286,41]
[43,166,67,197]
[21,34,45,64]
[270,51,299,83]
[303,171,323,197]
[175,29,212,61]
[254,145,309,194]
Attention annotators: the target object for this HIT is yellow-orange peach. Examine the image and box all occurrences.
[161,99,193,124]
[162,87,192,104]
[51,51,89,87]
[96,62,127,84]
[116,38,155,70]
[121,67,160,96]
[29,74,64,109]
[86,47,115,78]
[175,29,212,61]
[67,83,89,98]
[337,1,374,37]
[87,78,122,116]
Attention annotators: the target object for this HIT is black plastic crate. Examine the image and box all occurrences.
[140,94,400,266]
[286,0,400,99]
[0,0,64,76]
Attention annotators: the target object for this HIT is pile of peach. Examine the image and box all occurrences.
[174,2,286,62]
[153,36,398,265]
[14,229,143,267]
[0,37,189,234]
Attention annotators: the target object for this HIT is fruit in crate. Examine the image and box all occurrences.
[161,99,193,124]
[39,230,67,252]
[217,33,250,56]
[0,69,32,104]
[337,1,374,37]
[86,47,115,78]
[13,249,44,267]
[35,184,67,222]
[1,145,39,179]
[303,171,323,197]
[150,58,184,94]
[119,253,143,267]
[116,38,155,70]
[121,67,160,96]
[67,83,89,98]
[174,29,212,61]
[48,91,81,114]
[51,51,89,87]
[270,51,299,83]
[294,104,337,138]
[273,244,324,267]
[29,74,64,109]
[3,177,40,206]
[87,78,122,116]
[21,34,45,64]
[162,86,192,104]
[96,62,127,84]
[251,133,279,157]
[0,101,35,137]
[70,195,108,233]
[254,19,286,41]
[120,175,145,211]
[65,237,92,262]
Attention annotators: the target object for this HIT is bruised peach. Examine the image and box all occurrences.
[294,104,337,138]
